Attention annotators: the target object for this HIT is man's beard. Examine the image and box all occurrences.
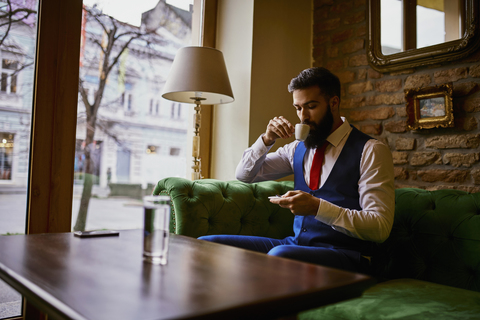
[303,105,334,149]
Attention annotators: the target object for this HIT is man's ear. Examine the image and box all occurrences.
[329,96,340,113]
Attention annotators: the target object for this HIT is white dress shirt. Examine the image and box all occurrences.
[235,119,395,243]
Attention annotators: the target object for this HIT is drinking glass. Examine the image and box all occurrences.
[143,195,171,265]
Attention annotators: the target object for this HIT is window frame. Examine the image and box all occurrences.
[27,0,82,235]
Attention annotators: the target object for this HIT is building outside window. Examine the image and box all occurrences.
[146,145,159,154]
[127,92,132,111]
[0,0,193,234]
[0,1,196,318]
[1,58,18,94]
[0,0,39,318]
[72,0,192,233]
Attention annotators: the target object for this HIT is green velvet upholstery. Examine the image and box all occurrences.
[153,177,295,239]
[299,279,480,320]
[377,188,480,291]
[153,178,480,319]
[302,188,480,320]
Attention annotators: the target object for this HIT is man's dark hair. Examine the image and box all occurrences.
[287,67,341,102]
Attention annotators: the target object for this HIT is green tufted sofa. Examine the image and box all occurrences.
[153,177,480,319]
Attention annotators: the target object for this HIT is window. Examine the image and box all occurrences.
[146,145,159,154]
[10,73,16,93]
[2,59,18,70]
[72,0,194,233]
[1,73,7,92]
[127,94,132,110]
[121,90,133,114]
[170,103,182,119]
[1,58,19,94]
[170,147,181,156]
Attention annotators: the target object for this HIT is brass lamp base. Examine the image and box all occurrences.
[191,97,205,180]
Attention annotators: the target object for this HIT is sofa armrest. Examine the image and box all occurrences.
[153,177,295,239]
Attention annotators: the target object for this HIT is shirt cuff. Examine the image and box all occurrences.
[314,199,342,225]
[253,134,274,155]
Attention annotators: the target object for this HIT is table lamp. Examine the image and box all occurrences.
[162,46,234,180]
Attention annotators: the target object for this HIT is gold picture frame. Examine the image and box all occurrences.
[405,83,454,130]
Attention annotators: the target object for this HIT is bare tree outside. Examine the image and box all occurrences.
[0,0,37,180]
[0,1,191,317]
[0,0,36,48]
[0,1,38,318]
[0,0,192,234]
[74,2,191,231]
[74,6,153,231]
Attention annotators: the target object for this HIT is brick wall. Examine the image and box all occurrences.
[313,0,480,192]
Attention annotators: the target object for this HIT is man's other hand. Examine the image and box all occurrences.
[269,190,320,216]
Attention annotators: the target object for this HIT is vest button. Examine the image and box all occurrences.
[302,228,307,232]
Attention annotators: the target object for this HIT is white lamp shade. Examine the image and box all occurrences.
[162,46,234,105]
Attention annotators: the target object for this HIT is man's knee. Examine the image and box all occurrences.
[267,246,356,272]
[197,234,256,250]
[267,245,299,259]
[197,235,229,244]
[197,235,214,241]
[198,235,281,253]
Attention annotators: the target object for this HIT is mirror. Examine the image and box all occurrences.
[367,0,480,72]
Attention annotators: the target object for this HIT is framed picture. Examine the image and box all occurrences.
[405,83,454,130]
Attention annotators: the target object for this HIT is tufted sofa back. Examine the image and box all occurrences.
[153,178,295,239]
[378,188,480,292]
[153,178,480,292]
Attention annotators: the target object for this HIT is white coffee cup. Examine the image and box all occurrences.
[295,123,310,141]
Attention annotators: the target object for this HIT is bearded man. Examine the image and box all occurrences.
[199,67,395,274]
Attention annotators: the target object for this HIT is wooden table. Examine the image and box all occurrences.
[0,230,375,320]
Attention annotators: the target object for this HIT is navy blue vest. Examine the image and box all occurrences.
[292,126,375,255]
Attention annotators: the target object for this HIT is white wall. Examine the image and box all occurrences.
[212,0,312,180]
[211,0,255,181]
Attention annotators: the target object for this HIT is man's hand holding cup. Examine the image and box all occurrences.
[263,116,311,146]
[262,116,295,146]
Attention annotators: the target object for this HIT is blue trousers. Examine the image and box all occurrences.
[198,234,368,273]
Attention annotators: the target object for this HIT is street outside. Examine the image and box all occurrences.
[0,188,145,235]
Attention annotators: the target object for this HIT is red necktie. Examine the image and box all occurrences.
[309,142,329,190]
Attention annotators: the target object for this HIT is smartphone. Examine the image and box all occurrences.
[73,230,120,238]
[268,195,282,199]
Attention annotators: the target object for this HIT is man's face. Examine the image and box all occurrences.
[293,86,334,149]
